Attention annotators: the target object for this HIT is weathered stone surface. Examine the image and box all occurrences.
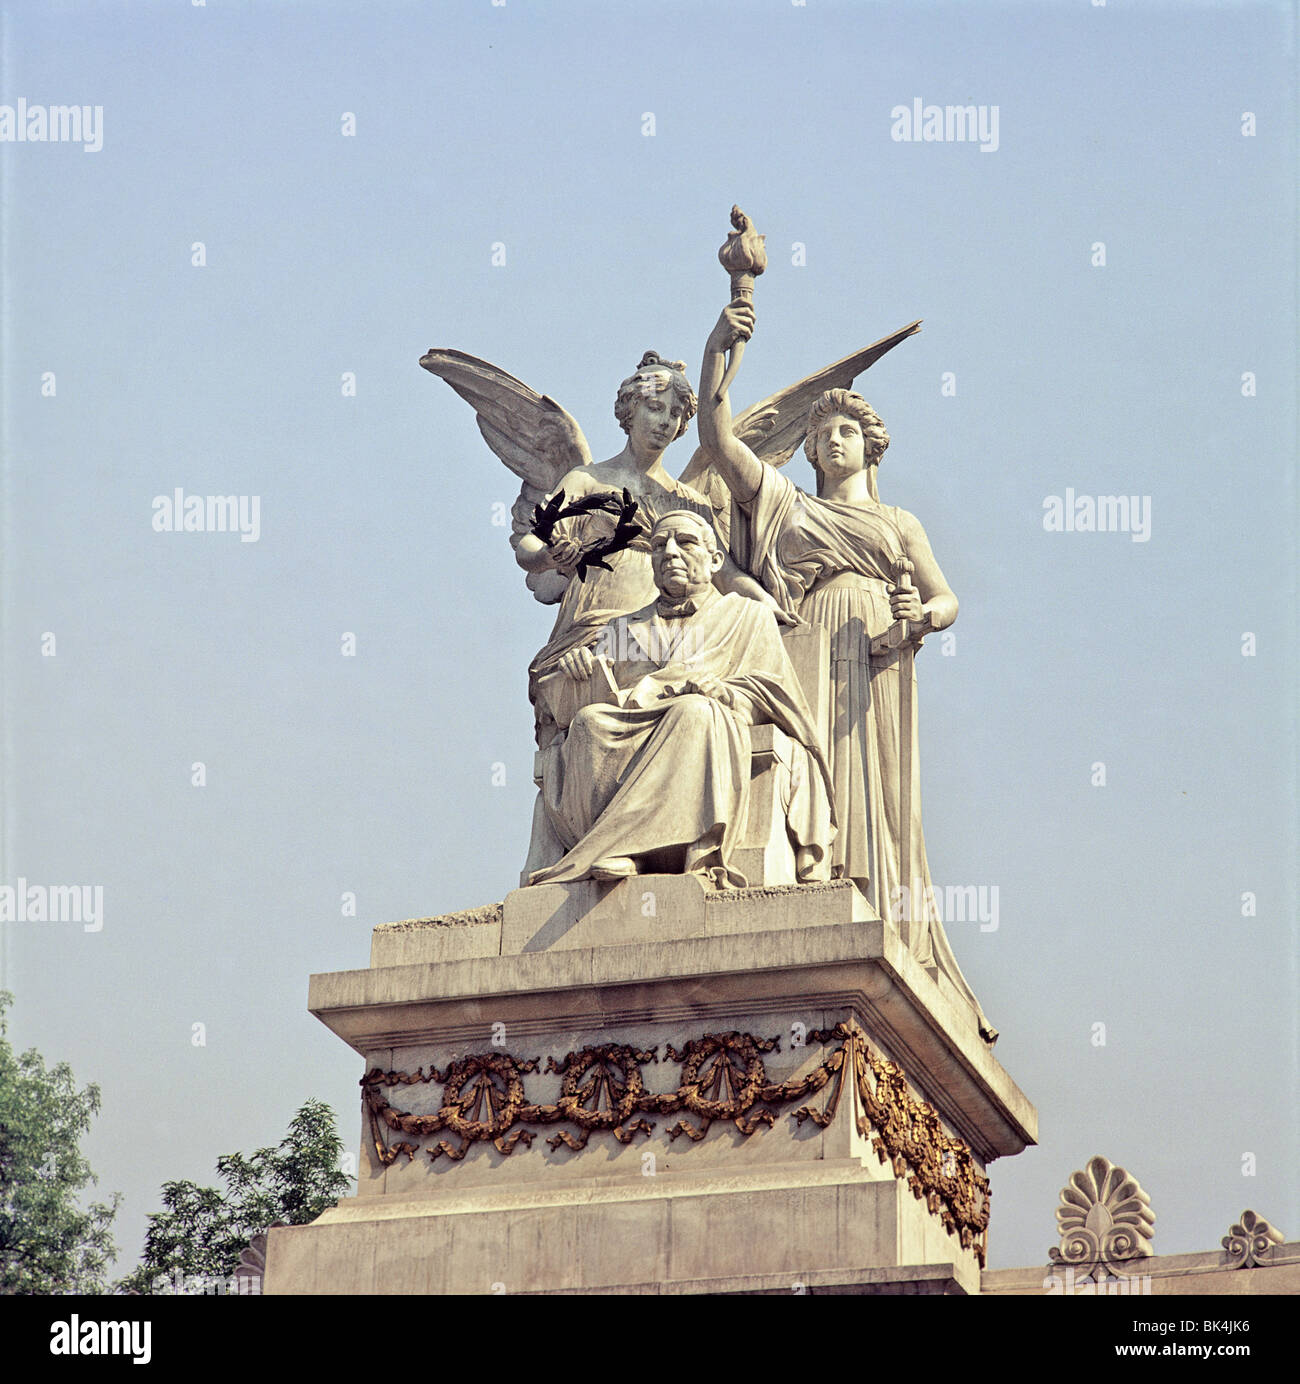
[266,1167,982,1296]
[499,872,871,956]
[371,905,503,967]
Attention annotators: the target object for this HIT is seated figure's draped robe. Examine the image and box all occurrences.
[528,589,835,889]
[523,476,721,878]
[730,466,992,1035]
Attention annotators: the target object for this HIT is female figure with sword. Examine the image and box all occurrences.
[699,300,996,1043]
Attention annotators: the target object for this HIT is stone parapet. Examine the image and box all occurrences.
[982,1242,1300,1296]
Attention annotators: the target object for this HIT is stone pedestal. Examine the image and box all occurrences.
[265,878,1036,1295]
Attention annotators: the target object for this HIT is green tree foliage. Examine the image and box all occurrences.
[0,991,120,1294]
[117,1097,351,1294]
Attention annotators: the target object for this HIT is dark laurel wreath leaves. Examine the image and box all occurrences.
[531,488,645,581]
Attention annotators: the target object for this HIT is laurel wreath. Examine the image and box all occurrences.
[530,488,645,581]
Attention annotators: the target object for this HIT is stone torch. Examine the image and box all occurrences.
[715,205,767,402]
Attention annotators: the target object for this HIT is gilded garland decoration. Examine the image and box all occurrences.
[361,1021,991,1262]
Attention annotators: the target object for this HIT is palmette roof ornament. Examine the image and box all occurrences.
[1221,1210,1283,1269]
[1048,1155,1155,1275]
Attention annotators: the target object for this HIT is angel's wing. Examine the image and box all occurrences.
[420,348,592,604]
[678,321,922,507]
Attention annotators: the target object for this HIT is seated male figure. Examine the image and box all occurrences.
[527,511,835,888]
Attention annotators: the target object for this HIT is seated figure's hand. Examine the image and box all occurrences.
[680,674,734,708]
[559,646,595,681]
[888,585,924,622]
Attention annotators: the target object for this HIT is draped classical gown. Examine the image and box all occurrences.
[733,466,994,1038]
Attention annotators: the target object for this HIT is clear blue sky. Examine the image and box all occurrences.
[2,0,1295,1278]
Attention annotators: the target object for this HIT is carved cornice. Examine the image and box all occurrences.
[362,1021,991,1264]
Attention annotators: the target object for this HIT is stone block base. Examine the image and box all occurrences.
[266,883,1036,1295]
[266,1165,978,1295]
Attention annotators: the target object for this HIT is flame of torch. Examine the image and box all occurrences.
[715,205,767,402]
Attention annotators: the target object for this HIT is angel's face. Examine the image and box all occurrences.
[629,384,686,454]
[813,413,867,483]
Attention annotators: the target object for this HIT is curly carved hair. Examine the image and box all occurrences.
[614,351,698,441]
[803,389,890,472]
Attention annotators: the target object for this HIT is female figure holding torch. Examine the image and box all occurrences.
[699,300,996,1042]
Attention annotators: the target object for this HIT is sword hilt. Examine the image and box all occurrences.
[870,557,930,656]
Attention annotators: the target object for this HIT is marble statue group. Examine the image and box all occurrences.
[421,208,996,1041]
